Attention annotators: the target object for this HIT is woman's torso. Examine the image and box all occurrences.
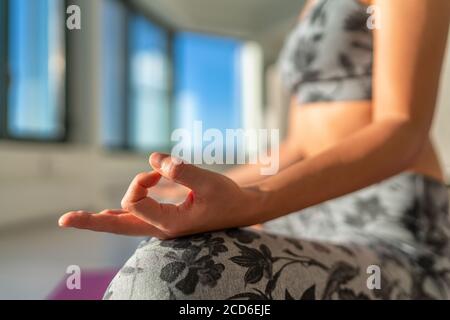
[280,0,444,182]
[290,100,444,181]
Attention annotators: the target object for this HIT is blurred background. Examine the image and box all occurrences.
[0,0,449,299]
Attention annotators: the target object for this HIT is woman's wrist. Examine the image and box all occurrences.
[241,184,276,225]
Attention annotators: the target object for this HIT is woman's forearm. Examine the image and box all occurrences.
[224,140,305,186]
[250,118,427,223]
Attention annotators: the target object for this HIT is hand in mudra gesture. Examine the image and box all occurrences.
[147,175,192,203]
[59,153,264,239]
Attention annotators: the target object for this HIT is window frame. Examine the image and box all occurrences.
[0,0,69,144]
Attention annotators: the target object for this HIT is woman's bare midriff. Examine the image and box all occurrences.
[289,99,445,182]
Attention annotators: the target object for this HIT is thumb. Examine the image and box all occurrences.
[149,153,212,194]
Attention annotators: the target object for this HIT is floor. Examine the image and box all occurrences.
[0,216,143,299]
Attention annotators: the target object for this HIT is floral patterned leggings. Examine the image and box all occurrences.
[104,173,450,300]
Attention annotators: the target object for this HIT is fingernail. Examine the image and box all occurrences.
[58,215,67,227]
[172,157,183,165]
[161,158,172,174]
[150,153,165,169]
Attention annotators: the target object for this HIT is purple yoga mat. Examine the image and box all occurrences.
[47,269,119,300]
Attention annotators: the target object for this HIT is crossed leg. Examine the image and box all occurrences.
[103,228,424,300]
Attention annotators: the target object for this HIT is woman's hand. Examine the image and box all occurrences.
[59,153,265,239]
[148,177,190,203]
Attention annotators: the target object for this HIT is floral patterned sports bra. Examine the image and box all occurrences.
[279,0,373,104]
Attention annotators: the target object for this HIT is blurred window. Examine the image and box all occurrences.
[128,15,170,151]
[173,32,242,143]
[101,0,170,151]
[101,3,245,153]
[5,0,66,140]
[101,0,128,148]
[0,0,6,136]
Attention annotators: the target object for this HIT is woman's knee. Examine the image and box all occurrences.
[104,229,264,300]
[103,228,377,300]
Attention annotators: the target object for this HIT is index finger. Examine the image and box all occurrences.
[121,171,161,208]
[59,210,168,238]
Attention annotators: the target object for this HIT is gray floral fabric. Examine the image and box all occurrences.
[104,173,450,300]
[278,0,373,104]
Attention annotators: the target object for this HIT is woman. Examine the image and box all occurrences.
[60,0,450,299]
